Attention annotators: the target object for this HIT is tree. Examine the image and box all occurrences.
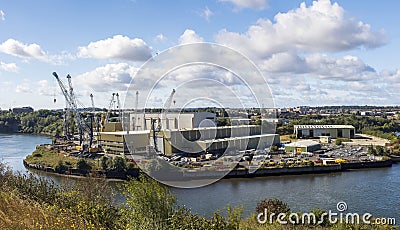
[120,174,176,229]
[376,146,385,156]
[76,159,92,171]
[112,156,126,172]
[367,145,377,155]
[100,156,110,170]
[335,138,343,145]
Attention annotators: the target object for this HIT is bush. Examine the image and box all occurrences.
[54,160,68,173]
[256,198,290,222]
[76,159,92,171]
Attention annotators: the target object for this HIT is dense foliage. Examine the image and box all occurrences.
[0,110,63,134]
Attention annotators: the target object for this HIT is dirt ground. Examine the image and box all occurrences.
[343,134,390,147]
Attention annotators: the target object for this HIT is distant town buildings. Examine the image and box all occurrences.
[12,106,34,114]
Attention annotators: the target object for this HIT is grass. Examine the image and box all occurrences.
[0,191,93,230]
[25,146,79,169]
[24,146,103,170]
[280,134,297,142]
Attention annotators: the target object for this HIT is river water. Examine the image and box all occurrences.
[1,133,399,221]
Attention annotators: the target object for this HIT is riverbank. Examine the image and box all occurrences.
[24,145,395,181]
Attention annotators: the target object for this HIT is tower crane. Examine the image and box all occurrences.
[90,93,95,112]
[53,72,93,151]
[152,89,176,153]
[132,91,139,131]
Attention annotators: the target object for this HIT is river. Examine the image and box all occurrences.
[0,133,399,221]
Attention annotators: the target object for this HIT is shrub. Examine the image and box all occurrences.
[54,160,68,173]
[255,198,290,222]
[76,159,92,171]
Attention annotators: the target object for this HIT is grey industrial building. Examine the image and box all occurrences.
[294,125,355,139]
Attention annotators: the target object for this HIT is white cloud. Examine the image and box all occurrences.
[179,29,205,44]
[77,35,152,61]
[0,39,50,62]
[219,0,267,10]
[260,52,376,81]
[216,0,386,58]
[75,63,138,92]
[0,62,19,72]
[16,82,33,93]
[0,10,5,21]
[201,6,213,21]
[260,52,308,73]
[305,54,376,81]
[154,33,167,43]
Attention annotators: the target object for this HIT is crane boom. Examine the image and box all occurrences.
[53,72,92,148]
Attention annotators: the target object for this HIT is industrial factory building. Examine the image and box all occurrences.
[130,112,216,131]
[98,130,150,155]
[98,124,279,156]
[159,125,279,155]
[284,140,321,153]
[294,125,355,139]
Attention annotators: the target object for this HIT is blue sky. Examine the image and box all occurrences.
[1,0,400,109]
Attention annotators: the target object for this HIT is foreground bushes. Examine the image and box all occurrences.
[0,162,397,230]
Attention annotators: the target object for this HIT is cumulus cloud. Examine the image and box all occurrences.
[305,54,376,81]
[75,63,138,92]
[0,39,50,62]
[0,10,5,21]
[0,62,19,72]
[201,6,213,21]
[77,35,152,61]
[179,29,204,44]
[219,0,267,10]
[260,52,376,81]
[216,0,386,58]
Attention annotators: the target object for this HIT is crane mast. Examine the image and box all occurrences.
[152,89,176,153]
[90,93,95,112]
[53,72,92,151]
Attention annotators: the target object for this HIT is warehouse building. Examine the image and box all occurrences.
[294,125,355,139]
[130,112,216,131]
[159,125,280,155]
[98,130,150,155]
[98,125,279,156]
[284,140,321,153]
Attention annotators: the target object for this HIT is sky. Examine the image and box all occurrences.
[1,0,400,109]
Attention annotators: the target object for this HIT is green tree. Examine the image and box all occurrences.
[112,156,126,172]
[367,145,377,155]
[120,174,176,229]
[76,159,92,171]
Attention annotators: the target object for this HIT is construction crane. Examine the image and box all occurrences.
[53,72,93,151]
[90,93,95,112]
[131,91,139,131]
[152,89,176,153]
[106,92,122,123]
[52,72,72,138]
